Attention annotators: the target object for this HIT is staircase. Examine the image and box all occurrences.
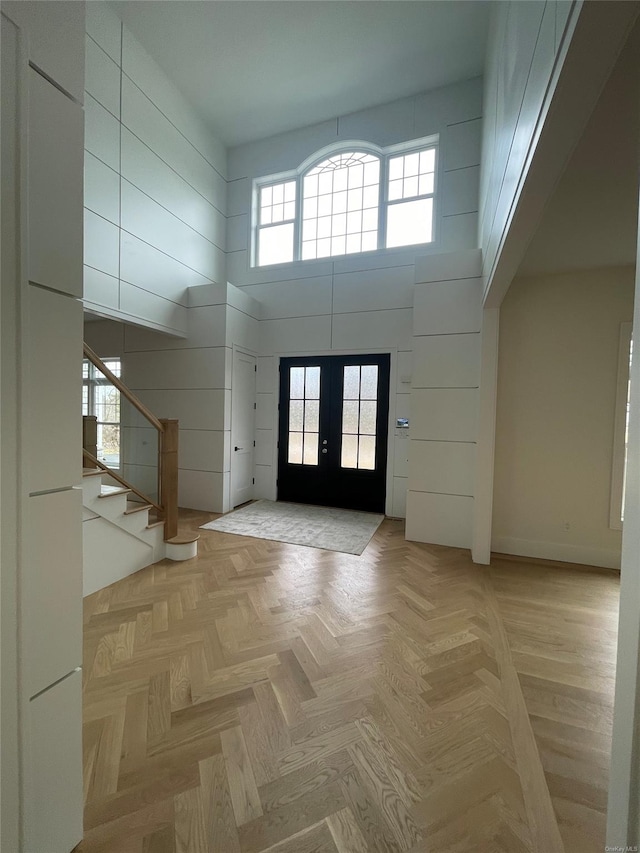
[81,469,198,596]
[82,342,199,597]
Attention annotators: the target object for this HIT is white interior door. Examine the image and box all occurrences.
[231,350,256,508]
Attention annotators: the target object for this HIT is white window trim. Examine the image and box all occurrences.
[254,178,297,269]
[610,321,632,530]
[251,134,439,268]
[383,143,438,251]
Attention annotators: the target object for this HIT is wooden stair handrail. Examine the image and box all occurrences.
[83,449,163,514]
[83,343,182,544]
[83,343,164,433]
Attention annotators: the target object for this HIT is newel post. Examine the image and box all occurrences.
[83,415,98,467]
[159,418,179,541]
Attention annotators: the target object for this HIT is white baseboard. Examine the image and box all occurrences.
[491,536,621,570]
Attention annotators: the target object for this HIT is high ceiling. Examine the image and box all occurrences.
[111,1,492,147]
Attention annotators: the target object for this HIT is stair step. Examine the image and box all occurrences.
[166,533,200,545]
[124,503,153,516]
[82,468,103,478]
[146,520,165,530]
[98,486,131,499]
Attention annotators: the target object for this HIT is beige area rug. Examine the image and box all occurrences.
[200,500,384,555]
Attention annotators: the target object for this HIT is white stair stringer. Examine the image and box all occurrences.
[81,470,197,596]
[83,516,155,596]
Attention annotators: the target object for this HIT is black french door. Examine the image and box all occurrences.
[277,354,390,513]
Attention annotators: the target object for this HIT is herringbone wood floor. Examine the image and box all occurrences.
[78,512,619,853]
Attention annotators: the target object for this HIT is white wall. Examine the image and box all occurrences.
[83,2,227,335]
[125,283,259,513]
[474,0,639,563]
[227,80,483,516]
[493,266,635,568]
[406,250,483,546]
[518,20,640,278]
[1,3,85,851]
[85,283,260,514]
[228,78,481,282]
[479,0,574,300]
[479,1,638,306]
[84,76,484,522]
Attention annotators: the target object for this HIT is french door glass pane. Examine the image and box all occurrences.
[305,366,320,399]
[342,400,359,434]
[290,367,305,399]
[305,400,320,432]
[359,401,377,434]
[288,365,320,466]
[343,366,360,399]
[341,434,358,469]
[289,400,304,431]
[288,432,303,464]
[303,432,319,466]
[341,364,379,470]
[358,435,376,470]
[360,365,378,399]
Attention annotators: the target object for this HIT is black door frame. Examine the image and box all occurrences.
[277,352,391,513]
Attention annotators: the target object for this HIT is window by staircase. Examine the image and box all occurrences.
[82,357,121,470]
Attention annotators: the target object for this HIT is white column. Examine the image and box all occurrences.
[1,14,23,852]
[406,249,482,549]
[1,4,86,852]
[471,307,499,564]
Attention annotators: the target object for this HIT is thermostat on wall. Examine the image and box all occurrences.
[396,418,409,429]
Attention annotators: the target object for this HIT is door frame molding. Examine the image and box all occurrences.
[264,347,398,516]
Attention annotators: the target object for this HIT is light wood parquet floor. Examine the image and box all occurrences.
[77,512,620,853]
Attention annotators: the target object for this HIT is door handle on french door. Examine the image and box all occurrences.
[234,446,243,451]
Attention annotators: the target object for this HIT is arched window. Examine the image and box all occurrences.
[254,136,437,267]
[301,152,380,260]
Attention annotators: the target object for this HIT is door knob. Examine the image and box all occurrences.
[234,446,243,451]
[322,448,328,454]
